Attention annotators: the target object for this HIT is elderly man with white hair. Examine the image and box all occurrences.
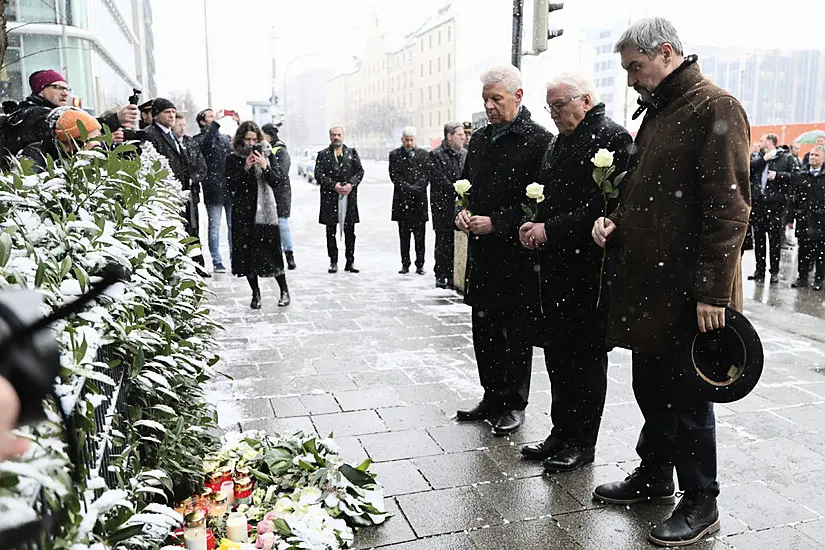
[519,72,632,473]
[389,126,431,274]
[454,64,553,436]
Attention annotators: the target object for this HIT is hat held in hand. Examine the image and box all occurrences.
[676,305,763,403]
[49,107,102,144]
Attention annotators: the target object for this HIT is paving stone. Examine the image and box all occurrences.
[299,393,341,415]
[377,404,451,431]
[717,445,789,486]
[744,437,825,476]
[291,373,358,393]
[350,370,416,388]
[312,410,388,437]
[270,396,309,418]
[334,387,404,411]
[794,519,825,546]
[239,415,316,436]
[484,444,546,480]
[397,487,504,537]
[370,460,432,497]
[353,499,416,549]
[379,533,476,550]
[474,476,583,521]
[468,518,582,549]
[553,506,664,549]
[719,482,818,531]
[550,464,632,509]
[502,412,555,445]
[360,429,444,462]
[773,404,825,431]
[331,436,370,465]
[214,398,273,425]
[395,383,462,404]
[413,450,505,489]
[427,423,512,453]
[725,525,819,550]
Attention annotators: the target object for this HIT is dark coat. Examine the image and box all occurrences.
[607,56,751,354]
[315,144,364,225]
[749,147,798,212]
[270,140,292,218]
[429,141,467,230]
[225,150,285,277]
[461,106,554,310]
[534,104,632,344]
[389,146,430,224]
[182,134,207,190]
[193,121,232,206]
[792,168,825,240]
[144,123,197,202]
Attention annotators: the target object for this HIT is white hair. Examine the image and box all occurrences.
[614,17,684,57]
[402,126,417,138]
[480,65,522,94]
[329,125,344,134]
[545,72,600,105]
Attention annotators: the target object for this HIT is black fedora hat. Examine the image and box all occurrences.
[676,306,764,403]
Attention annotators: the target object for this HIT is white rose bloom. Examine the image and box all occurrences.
[525,183,545,200]
[592,148,615,168]
[299,486,322,505]
[454,179,472,197]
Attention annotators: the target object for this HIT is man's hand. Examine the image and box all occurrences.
[334,183,346,195]
[253,151,268,169]
[469,215,494,235]
[456,210,471,233]
[112,128,125,144]
[697,302,726,333]
[116,104,140,127]
[520,222,546,249]
[232,112,241,123]
[764,149,778,161]
[767,170,777,181]
[0,376,28,461]
[341,183,353,196]
[519,222,535,248]
[592,217,616,247]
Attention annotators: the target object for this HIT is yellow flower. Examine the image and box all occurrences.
[217,539,241,550]
[454,179,472,197]
[525,183,545,201]
[592,149,614,168]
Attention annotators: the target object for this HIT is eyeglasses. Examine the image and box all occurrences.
[544,95,581,114]
[46,84,72,93]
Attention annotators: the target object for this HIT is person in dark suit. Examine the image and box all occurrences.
[143,97,208,274]
[315,126,365,273]
[519,73,632,473]
[454,65,554,436]
[429,122,467,288]
[389,126,430,274]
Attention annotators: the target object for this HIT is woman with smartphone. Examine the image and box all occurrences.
[225,121,291,309]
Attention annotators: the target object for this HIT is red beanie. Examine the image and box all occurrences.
[29,69,67,95]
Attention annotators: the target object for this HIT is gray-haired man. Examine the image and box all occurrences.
[429,122,467,288]
[389,126,430,274]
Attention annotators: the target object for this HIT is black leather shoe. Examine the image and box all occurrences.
[328,263,338,273]
[792,278,808,288]
[278,290,291,307]
[415,267,425,275]
[747,272,764,281]
[399,265,410,274]
[345,262,360,273]
[456,400,501,422]
[648,491,720,547]
[815,280,824,291]
[492,409,525,436]
[521,436,566,461]
[770,273,779,285]
[435,278,449,289]
[593,466,676,505]
[285,252,297,270]
[250,291,261,310]
[543,446,595,473]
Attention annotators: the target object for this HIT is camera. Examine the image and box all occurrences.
[128,88,142,106]
[252,143,271,156]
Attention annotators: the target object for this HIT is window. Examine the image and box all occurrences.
[421,40,424,52]
[420,89,424,102]
[429,60,432,75]
[447,53,452,69]
[448,26,452,41]
[447,81,451,98]
[429,111,433,126]
[438,57,441,72]
[420,114,424,127]
[409,92,413,105]
[420,64,424,77]
[448,108,451,120]
[438,83,441,100]
[429,35,432,49]
[438,30,442,45]
[429,86,432,102]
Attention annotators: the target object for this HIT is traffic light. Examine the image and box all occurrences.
[532,1,564,54]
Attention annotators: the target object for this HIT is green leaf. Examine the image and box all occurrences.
[340,463,375,487]
[609,189,620,199]
[60,255,72,279]
[355,458,372,472]
[613,170,628,189]
[273,518,293,536]
[77,119,88,142]
[114,143,138,155]
[73,266,88,292]
[105,523,145,544]
[0,232,11,267]
[35,261,46,287]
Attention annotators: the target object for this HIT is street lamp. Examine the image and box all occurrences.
[203,0,213,107]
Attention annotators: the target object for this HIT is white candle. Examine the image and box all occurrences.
[221,481,235,507]
[226,512,248,543]
[183,528,207,550]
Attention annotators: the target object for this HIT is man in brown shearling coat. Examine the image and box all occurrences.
[591,18,751,548]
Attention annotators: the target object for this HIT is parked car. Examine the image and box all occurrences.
[300,145,327,184]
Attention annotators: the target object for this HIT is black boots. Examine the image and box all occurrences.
[542,446,595,473]
[345,262,359,273]
[593,466,676,505]
[521,436,566,461]
[250,290,261,310]
[285,251,297,270]
[491,409,525,436]
[647,491,720,547]
[328,263,338,273]
[456,399,501,422]
[278,289,291,307]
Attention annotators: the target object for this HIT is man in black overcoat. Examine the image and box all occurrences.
[315,126,365,273]
[455,65,554,436]
[520,74,632,473]
[389,126,430,274]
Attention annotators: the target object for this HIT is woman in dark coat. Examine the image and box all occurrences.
[225,121,290,309]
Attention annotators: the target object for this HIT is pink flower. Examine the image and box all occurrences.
[257,520,274,535]
[256,532,275,550]
[263,511,276,523]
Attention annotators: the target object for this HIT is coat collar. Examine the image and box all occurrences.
[482,106,535,141]
[632,55,701,120]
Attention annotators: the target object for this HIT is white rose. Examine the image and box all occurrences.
[592,148,615,168]
[525,183,545,201]
[454,179,472,197]
[298,486,322,505]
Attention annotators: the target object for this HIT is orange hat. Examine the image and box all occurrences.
[50,107,102,144]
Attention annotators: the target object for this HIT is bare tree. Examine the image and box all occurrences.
[167,90,202,135]
[0,1,7,69]
[350,101,407,145]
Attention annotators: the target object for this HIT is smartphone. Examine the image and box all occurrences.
[224,109,236,117]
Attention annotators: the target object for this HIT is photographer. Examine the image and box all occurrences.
[225,121,291,309]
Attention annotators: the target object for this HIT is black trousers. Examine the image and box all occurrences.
[184,201,204,267]
[633,350,719,495]
[325,224,356,264]
[472,307,532,410]
[398,221,426,268]
[798,237,825,282]
[751,207,784,275]
[544,337,607,448]
[434,229,455,281]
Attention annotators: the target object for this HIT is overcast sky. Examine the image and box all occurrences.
[152,0,824,119]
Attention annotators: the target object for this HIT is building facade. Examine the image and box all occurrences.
[3,0,156,117]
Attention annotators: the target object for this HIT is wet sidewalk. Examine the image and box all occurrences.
[203,164,825,549]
